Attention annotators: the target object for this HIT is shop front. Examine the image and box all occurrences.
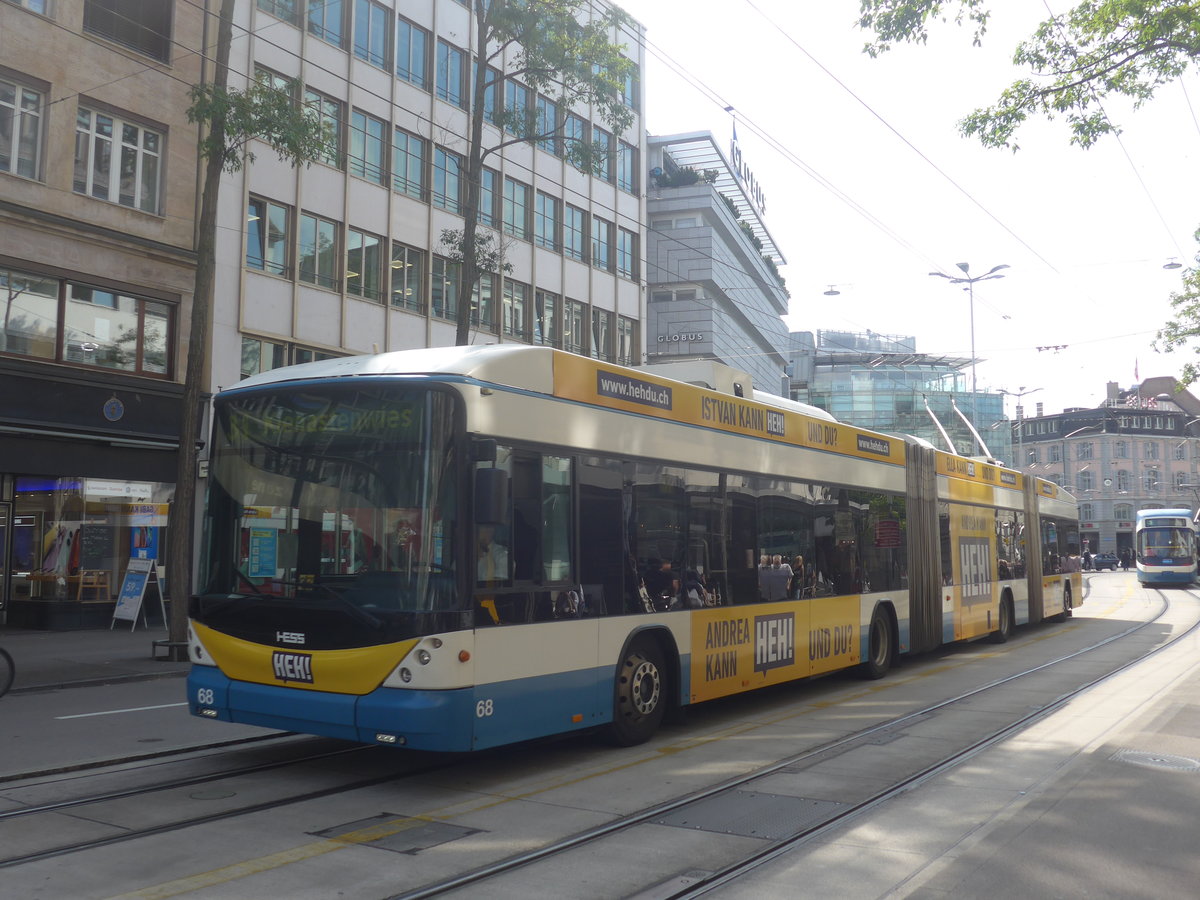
[0,361,192,629]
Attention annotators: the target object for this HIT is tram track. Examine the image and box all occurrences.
[0,737,460,870]
[389,589,1191,900]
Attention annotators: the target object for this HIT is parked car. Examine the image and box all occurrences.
[1092,552,1119,571]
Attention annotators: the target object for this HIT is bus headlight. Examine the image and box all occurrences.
[417,649,432,665]
[399,667,413,683]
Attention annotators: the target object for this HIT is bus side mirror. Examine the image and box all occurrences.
[471,438,497,463]
[474,467,509,525]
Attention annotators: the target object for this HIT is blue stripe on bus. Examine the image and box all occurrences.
[192,657,697,752]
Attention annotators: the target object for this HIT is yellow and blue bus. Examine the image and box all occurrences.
[186,346,1081,751]
[1135,508,1196,585]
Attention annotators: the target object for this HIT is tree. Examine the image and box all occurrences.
[450,0,636,346]
[165,0,333,657]
[857,0,1200,382]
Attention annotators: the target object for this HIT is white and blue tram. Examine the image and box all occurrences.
[1135,508,1196,585]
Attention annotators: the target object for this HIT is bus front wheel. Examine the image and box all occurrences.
[608,638,667,746]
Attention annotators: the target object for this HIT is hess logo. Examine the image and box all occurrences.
[277,631,306,645]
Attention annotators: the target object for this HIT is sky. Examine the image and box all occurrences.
[616,0,1200,421]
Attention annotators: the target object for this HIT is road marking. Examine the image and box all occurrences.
[56,702,187,720]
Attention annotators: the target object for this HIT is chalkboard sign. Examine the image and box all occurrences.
[80,525,115,570]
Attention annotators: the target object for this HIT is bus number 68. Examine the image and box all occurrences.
[475,699,494,718]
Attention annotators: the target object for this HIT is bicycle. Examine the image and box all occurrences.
[0,645,14,698]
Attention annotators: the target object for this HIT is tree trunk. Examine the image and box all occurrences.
[165,0,235,659]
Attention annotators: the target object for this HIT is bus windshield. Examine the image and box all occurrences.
[195,383,461,644]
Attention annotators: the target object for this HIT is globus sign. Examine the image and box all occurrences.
[658,333,704,343]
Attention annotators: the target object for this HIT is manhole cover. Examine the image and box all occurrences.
[1110,748,1200,772]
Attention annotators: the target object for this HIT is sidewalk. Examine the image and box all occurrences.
[0,623,190,692]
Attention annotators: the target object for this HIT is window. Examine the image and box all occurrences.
[353,0,389,69]
[431,256,459,320]
[616,227,637,279]
[1175,471,1190,491]
[472,274,496,332]
[479,167,499,228]
[66,283,171,376]
[84,0,171,62]
[564,205,587,261]
[1115,503,1133,520]
[592,307,613,361]
[1115,441,1127,458]
[0,77,42,179]
[504,80,531,135]
[621,66,638,109]
[535,96,558,154]
[241,336,287,378]
[591,215,613,271]
[293,347,339,365]
[617,141,637,193]
[432,147,463,214]
[1117,469,1130,492]
[592,126,613,182]
[390,242,424,311]
[73,108,162,213]
[391,127,425,198]
[298,212,339,289]
[1026,447,1038,465]
[0,267,59,360]
[1078,470,1094,491]
[246,197,290,276]
[534,290,559,346]
[395,17,428,88]
[564,298,586,355]
[436,40,465,108]
[1146,442,1160,460]
[534,191,560,250]
[307,0,345,48]
[1048,445,1061,463]
[563,113,586,169]
[618,315,636,365]
[481,66,501,125]
[304,89,343,168]
[346,228,383,302]
[1077,442,1093,460]
[503,177,531,240]
[503,280,529,339]
[257,0,299,25]
[349,109,386,184]
[1175,442,1187,461]
[7,0,50,10]
[1080,503,1093,521]
[1145,469,1160,491]
[255,65,296,99]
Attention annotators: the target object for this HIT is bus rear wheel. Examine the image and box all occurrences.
[607,638,667,746]
[1051,584,1073,623]
[988,596,1013,644]
[859,606,894,680]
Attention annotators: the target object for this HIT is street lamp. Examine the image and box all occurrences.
[1000,385,1042,470]
[929,262,1010,397]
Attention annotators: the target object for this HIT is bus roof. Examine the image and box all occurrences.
[231,345,837,421]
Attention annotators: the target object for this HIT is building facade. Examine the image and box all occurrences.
[0,0,202,627]
[644,131,790,395]
[1017,379,1200,557]
[788,329,1011,464]
[219,0,647,393]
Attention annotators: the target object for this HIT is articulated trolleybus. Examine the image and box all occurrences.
[1135,508,1197,585]
[187,346,1082,751]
